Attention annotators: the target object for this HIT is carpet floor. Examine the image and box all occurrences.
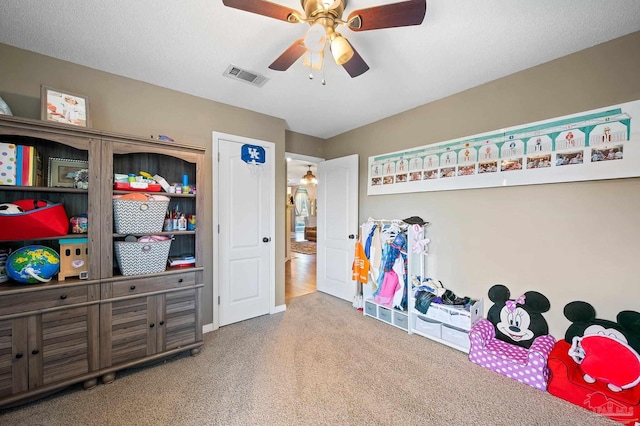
[0,292,615,425]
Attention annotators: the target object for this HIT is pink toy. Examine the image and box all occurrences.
[468,318,556,391]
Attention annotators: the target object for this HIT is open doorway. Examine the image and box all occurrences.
[285,153,322,304]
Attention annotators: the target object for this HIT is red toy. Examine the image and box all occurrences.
[548,301,640,425]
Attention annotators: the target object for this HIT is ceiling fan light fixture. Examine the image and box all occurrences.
[304,23,327,52]
[330,33,353,65]
[301,165,317,185]
[303,50,324,70]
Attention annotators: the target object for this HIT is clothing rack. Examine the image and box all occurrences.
[361,218,408,243]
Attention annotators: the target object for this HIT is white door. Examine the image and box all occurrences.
[317,154,359,301]
[214,133,274,326]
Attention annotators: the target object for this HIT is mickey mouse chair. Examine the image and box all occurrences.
[547,302,640,425]
[468,284,556,391]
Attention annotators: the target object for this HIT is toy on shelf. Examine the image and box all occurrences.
[0,199,69,241]
[547,301,640,425]
[5,245,60,283]
[58,238,88,280]
[468,284,556,391]
[114,171,162,192]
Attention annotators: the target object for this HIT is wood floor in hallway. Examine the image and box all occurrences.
[285,252,316,304]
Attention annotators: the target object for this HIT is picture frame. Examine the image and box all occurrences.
[40,86,90,127]
[48,158,89,188]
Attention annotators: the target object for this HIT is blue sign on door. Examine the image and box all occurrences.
[241,144,266,164]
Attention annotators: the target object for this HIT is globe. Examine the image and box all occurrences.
[6,245,60,284]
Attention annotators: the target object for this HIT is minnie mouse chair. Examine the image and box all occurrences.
[468,284,556,391]
[547,301,640,425]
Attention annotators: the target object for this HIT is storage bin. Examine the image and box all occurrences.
[378,307,392,323]
[423,299,484,331]
[393,311,408,330]
[364,301,377,317]
[0,200,69,241]
[414,315,441,338]
[114,239,171,276]
[424,303,448,323]
[441,324,470,351]
[112,198,169,234]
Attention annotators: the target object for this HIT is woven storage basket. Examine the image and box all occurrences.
[114,240,171,276]
[112,198,169,234]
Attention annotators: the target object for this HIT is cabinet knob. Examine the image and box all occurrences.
[178,279,183,283]
[130,285,136,291]
[60,294,67,300]
[159,321,165,326]
[32,349,39,355]
[15,353,23,359]
[149,323,155,328]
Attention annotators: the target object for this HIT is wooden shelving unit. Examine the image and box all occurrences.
[0,115,205,407]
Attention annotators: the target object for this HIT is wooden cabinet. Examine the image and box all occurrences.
[101,289,200,365]
[99,272,203,382]
[0,317,27,398]
[0,284,100,403]
[0,115,204,407]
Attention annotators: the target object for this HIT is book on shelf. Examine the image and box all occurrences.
[0,142,17,185]
[14,145,42,186]
[168,254,196,267]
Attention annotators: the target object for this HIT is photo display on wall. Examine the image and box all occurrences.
[368,100,640,195]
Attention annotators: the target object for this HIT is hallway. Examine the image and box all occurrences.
[285,252,316,304]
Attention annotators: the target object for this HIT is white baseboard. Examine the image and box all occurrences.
[203,305,285,334]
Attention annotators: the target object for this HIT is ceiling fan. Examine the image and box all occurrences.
[222,0,427,78]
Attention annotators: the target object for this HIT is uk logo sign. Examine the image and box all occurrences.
[241,144,266,164]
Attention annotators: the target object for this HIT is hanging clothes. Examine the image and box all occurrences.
[351,240,369,284]
[368,226,382,285]
[387,231,408,311]
[374,269,400,307]
[373,225,408,308]
[364,224,376,258]
[372,242,390,298]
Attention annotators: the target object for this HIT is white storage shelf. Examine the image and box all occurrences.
[409,299,483,353]
[364,299,409,331]
[358,220,486,353]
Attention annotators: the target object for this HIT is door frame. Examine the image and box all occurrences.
[285,151,324,247]
[212,132,276,330]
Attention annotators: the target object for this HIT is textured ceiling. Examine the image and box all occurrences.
[1,1,639,139]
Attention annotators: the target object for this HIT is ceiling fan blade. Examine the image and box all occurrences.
[222,0,301,23]
[269,39,306,71]
[347,0,426,32]
[342,41,369,78]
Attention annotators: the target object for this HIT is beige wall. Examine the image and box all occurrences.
[285,130,325,158]
[4,29,639,339]
[325,31,640,339]
[0,43,288,324]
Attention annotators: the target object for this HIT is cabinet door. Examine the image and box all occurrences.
[159,289,198,352]
[0,318,28,398]
[29,306,98,388]
[100,296,157,368]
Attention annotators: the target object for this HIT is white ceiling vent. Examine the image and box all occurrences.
[223,65,268,88]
